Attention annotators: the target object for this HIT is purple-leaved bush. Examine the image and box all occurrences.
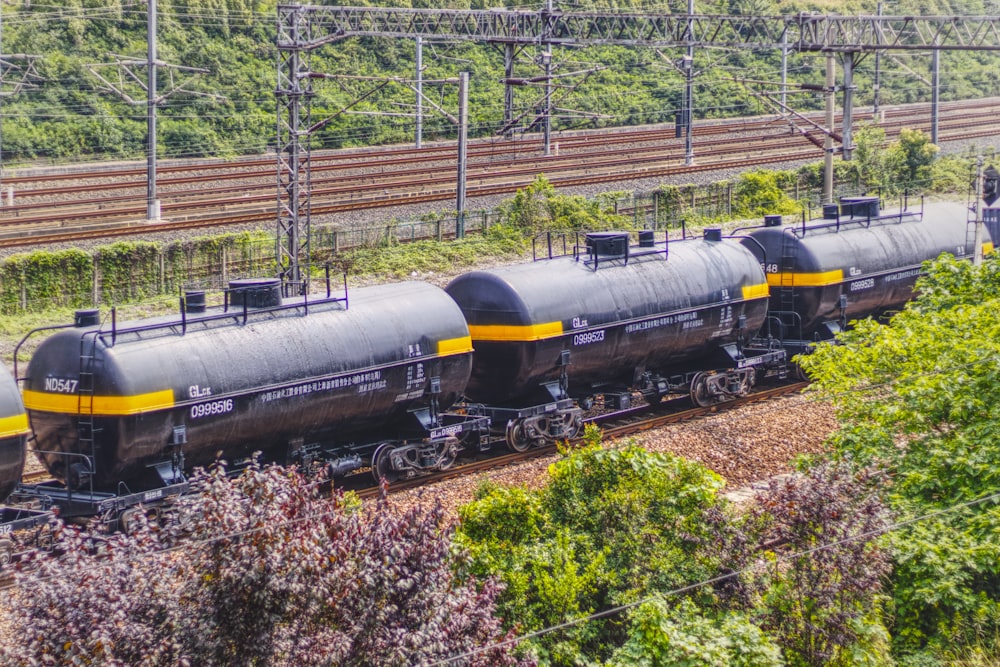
[1,461,531,667]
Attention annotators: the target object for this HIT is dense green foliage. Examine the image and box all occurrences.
[799,254,1000,664]
[455,427,891,665]
[0,230,274,314]
[1,0,998,163]
[455,430,735,663]
[495,175,632,233]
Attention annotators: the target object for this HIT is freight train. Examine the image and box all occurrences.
[0,195,988,527]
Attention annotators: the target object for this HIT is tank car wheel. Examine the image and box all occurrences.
[690,372,715,408]
[437,437,459,471]
[36,526,55,552]
[563,412,584,440]
[372,443,401,485]
[0,539,12,568]
[120,508,143,534]
[505,421,533,453]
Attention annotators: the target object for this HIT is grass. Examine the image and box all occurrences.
[339,228,528,283]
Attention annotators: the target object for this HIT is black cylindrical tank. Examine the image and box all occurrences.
[445,233,770,405]
[23,282,473,490]
[0,363,28,502]
[740,200,985,338]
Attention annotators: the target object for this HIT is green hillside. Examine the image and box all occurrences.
[1,0,997,164]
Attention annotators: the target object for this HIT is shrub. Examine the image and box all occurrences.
[1,462,528,667]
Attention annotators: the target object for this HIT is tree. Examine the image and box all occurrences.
[799,254,1000,658]
[850,124,905,194]
[497,175,631,234]
[609,598,784,667]
[732,169,802,217]
[894,128,939,191]
[454,428,753,665]
[1,462,528,667]
[752,461,893,667]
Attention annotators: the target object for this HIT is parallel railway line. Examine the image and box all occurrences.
[0,98,997,249]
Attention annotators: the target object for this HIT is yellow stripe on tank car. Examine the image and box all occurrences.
[765,269,845,288]
[467,321,564,342]
[23,388,175,416]
[741,283,771,300]
[437,335,474,355]
[0,413,29,438]
[984,242,995,255]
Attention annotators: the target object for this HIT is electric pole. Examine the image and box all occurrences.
[147,0,159,221]
[456,71,468,239]
[684,0,694,166]
[873,1,882,118]
[415,37,422,148]
[824,52,835,204]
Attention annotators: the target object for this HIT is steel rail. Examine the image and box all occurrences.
[2,97,989,194]
[0,124,992,249]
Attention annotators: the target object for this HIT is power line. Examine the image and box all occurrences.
[431,486,1000,665]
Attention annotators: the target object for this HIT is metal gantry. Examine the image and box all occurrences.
[276,6,1000,281]
[277,8,1000,51]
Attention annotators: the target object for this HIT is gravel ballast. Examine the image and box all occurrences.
[389,392,836,520]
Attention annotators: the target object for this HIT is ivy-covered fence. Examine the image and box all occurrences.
[0,232,275,314]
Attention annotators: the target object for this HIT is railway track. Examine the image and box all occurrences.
[0,121,991,251]
[0,98,997,249]
[356,380,809,500]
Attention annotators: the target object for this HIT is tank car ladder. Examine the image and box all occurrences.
[73,330,101,490]
[965,201,981,261]
[778,229,798,331]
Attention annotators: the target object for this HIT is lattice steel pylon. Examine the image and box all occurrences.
[276,5,314,289]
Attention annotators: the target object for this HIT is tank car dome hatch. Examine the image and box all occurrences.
[74,309,100,327]
[739,200,987,341]
[445,232,771,406]
[0,363,29,502]
[228,278,282,309]
[22,281,475,490]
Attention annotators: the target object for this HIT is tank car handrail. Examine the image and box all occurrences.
[736,194,928,238]
[531,231,572,261]
[789,212,922,237]
[726,234,769,268]
[13,322,78,382]
[98,289,350,347]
